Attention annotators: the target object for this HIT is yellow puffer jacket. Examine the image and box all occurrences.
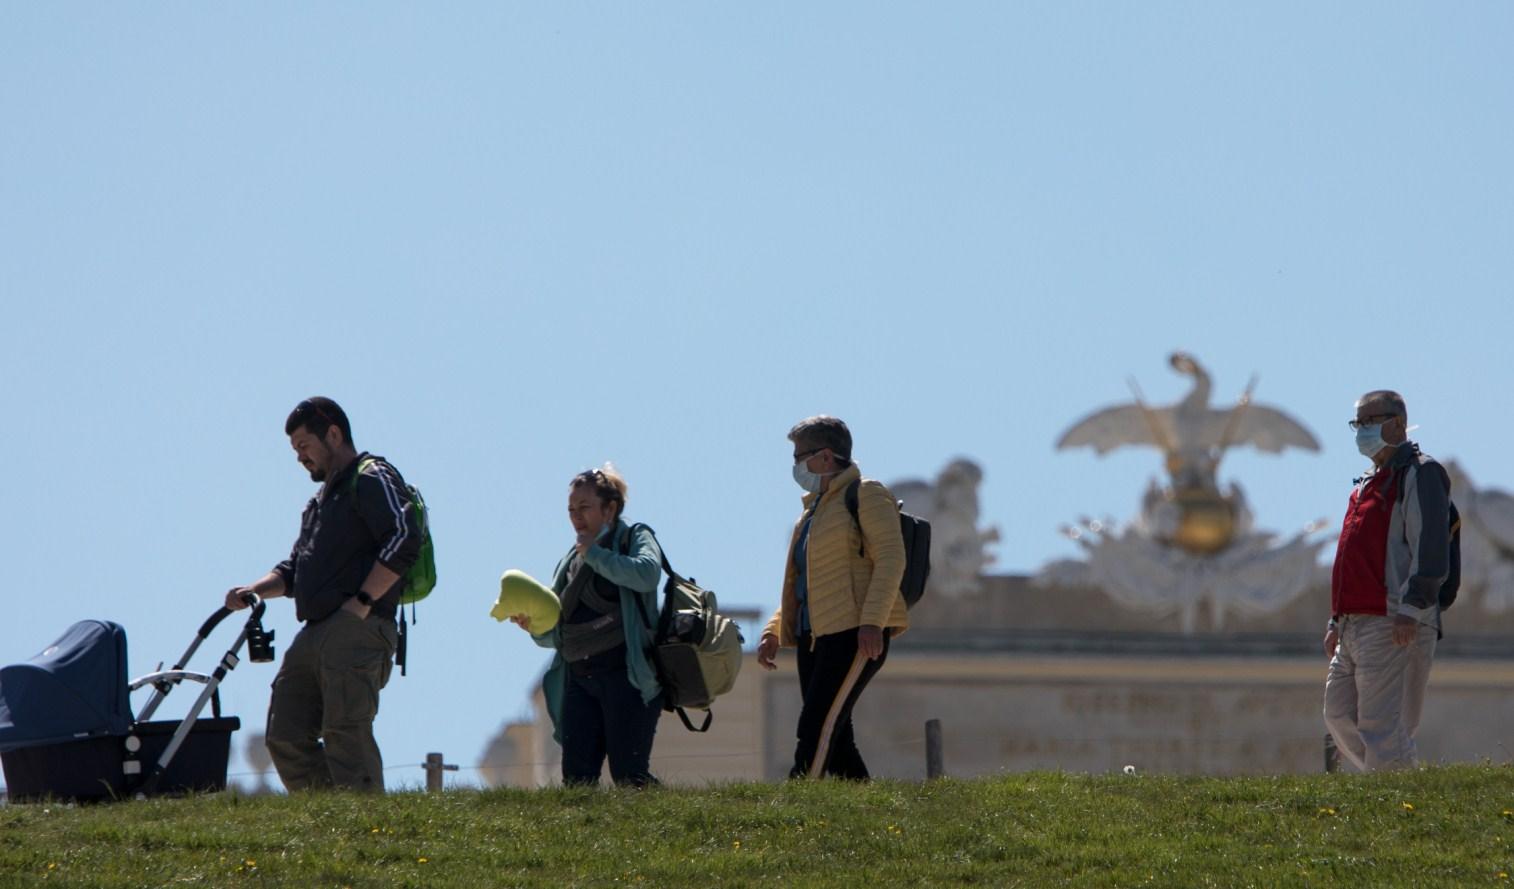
[763,464,909,646]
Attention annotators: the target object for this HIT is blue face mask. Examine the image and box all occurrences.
[1355,423,1387,458]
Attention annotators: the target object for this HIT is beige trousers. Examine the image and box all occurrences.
[1323,613,1436,772]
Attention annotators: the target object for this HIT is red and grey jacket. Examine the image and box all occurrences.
[1330,441,1452,628]
[272,453,423,624]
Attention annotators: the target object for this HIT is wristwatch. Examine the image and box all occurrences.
[354,591,375,607]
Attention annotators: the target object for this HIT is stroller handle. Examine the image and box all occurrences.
[133,596,272,794]
[134,596,271,725]
[198,595,266,639]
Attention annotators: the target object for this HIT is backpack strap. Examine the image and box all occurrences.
[625,522,680,579]
[676,708,713,732]
[844,478,865,557]
[346,456,378,496]
[621,523,676,634]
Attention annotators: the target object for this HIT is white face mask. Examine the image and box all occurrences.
[792,450,846,493]
[1355,423,1387,458]
[792,461,826,493]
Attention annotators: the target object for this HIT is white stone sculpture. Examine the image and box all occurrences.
[1040,518,1328,633]
[1057,352,1318,555]
[1444,461,1514,613]
[1040,353,1327,632]
[888,458,1000,597]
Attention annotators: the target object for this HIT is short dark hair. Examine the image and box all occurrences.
[286,397,353,446]
[788,415,852,464]
[1357,390,1407,420]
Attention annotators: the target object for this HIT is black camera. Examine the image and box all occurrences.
[246,617,276,663]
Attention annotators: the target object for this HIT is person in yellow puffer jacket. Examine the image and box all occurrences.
[758,415,908,779]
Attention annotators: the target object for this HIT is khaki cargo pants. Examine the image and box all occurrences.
[266,609,396,791]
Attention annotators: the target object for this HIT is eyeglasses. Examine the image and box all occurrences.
[793,448,825,464]
[1347,413,1398,430]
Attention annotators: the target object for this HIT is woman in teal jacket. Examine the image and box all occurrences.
[510,465,663,786]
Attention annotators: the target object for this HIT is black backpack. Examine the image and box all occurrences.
[1392,460,1461,612]
[1446,500,1463,611]
[844,478,932,608]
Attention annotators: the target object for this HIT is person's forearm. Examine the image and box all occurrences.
[360,563,401,601]
[581,540,661,592]
[251,572,288,599]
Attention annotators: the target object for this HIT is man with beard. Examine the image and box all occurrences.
[224,397,422,791]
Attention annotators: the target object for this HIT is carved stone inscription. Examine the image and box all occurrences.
[774,676,1331,778]
[1000,685,1322,774]
[762,661,1514,780]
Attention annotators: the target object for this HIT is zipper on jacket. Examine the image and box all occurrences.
[803,490,826,650]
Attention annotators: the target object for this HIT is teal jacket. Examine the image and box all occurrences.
[531,519,663,743]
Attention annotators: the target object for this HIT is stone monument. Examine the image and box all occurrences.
[1039,352,1328,632]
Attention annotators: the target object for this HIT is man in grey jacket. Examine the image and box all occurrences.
[224,397,422,791]
[1323,390,1451,770]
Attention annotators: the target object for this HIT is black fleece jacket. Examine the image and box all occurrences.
[272,453,423,623]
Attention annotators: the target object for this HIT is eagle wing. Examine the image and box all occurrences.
[1056,404,1175,454]
[1205,404,1320,454]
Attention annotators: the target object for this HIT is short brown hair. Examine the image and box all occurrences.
[570,463,628,518]
[788,415,852,464]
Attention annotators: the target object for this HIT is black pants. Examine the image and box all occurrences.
[560,662,663,787]
[791,629,890,780]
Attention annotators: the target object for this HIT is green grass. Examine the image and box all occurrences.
[4,765,1514,888]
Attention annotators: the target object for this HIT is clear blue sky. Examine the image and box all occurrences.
[3,4,1510,790]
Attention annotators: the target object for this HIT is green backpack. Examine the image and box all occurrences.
[350,456,434,676]
[351,456,436,605]
[623,524,745,733]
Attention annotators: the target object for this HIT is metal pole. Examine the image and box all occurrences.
[925,719,944,780]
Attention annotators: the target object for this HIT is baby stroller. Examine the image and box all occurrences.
[0,596,275,801]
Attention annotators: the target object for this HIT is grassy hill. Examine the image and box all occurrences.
[3,765,1513,888]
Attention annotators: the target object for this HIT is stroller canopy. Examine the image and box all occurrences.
[0,620,131,753]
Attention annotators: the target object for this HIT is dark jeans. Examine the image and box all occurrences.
[561,662,663,787]
[791,628,890,780]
